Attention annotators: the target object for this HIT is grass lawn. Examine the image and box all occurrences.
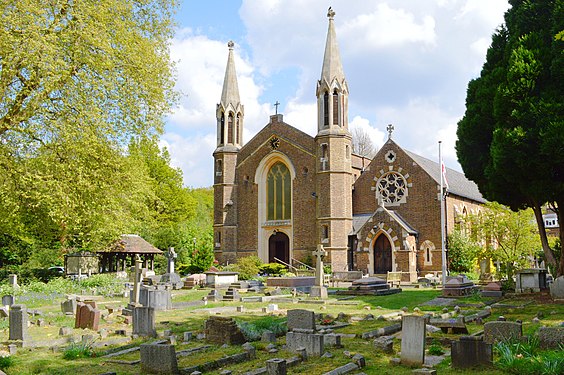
[0,287,562,374]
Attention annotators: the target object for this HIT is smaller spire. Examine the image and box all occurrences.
[220,41,240,107]
[320,7,345,85]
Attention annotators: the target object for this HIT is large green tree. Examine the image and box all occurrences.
[0,0,178,259]
[456,0,564,275]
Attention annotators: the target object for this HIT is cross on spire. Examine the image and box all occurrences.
[274,101,280,115]
[387,124,394,139]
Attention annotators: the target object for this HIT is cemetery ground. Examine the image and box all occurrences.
[0,285,563,374]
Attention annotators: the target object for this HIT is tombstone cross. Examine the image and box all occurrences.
[313,245,328,287]
[167,247,177,274]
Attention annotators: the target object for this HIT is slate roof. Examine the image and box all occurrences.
[404,150,486,203]
[106,234,163,254]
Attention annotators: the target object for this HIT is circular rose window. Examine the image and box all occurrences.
[377,171,407,205]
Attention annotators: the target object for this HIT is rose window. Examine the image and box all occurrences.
[377,172,407,205]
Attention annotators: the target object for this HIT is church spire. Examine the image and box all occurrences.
[317,7,349,133]
[217,41,244,149]
[220,41,240,107]
[320,7,345,87]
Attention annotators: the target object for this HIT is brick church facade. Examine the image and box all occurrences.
[213,10,485,280]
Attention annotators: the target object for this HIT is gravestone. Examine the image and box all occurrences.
[537,327,564,349]
[131,257,143,305]
[483,321,522,344]
[515,268,547,293]
[140,343,179,374]
[75,303,101,330]
[400,315,426,366]
[8,274,18,288]
[9,304,29,341]
[207,289,222,302]
[373,335,394,353]
[442,275,475,297]
[451,336,492,369]
[428,317,468,334]
[549,276,564,299]
[310,245,328,299]
[223,287,241,301]
[133,306,156,337]
[266,358,287,375]
[204,316,246,345]
[481,282,502,297]
[287,309,316,331]
[2,295,14,306]
[286,331,324,356]
[160,247,182,289]
[336,277,400,296]
[61,296,77,315]
[262,330,276,343]
[0,307,8,318]
[139,287,172,310]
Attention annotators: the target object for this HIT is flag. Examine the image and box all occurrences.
[441,160,449,191]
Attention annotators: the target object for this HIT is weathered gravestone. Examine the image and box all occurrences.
[133,306,156,337]
[204,316,246,345]
[2,295,14,306]
[9,304,29,341]
[61,296,77,315]
[537,327,564,349]
[140,343,179,374]
[515,268,547,293]
[266,358,287,375]
[481,282,502,297]
[549,276,564,299]
[400,315,426,366]
[483,321,522,344]
[286,331,324,357]
[428,317,468,334]
[138,287,172,310]
[451,336,492,369]
[206,289,222,302]
[287,309,316,331]
[75,302,101,330]
[373,335,394,353]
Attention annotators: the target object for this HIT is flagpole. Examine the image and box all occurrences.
[439,141,447,287]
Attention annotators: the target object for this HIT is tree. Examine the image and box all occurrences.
[469,202,541,281]
[351,126,377,159]
[447,230,481,274]
[456,0,564,275]
[0,0,178,262]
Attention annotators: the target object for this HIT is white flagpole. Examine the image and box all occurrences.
[439,141,447,287]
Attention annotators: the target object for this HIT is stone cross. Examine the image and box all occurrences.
[313,245,328,287]
[167,247,177,274]
[132,257,143,305]
[387,123,394,139]
[274,101,280,115]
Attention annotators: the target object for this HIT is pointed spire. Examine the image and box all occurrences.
[220,41,240,107]
[320,7,345,85]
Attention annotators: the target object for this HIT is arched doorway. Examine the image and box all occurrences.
[269,232,289,264]
[373,234,392,274]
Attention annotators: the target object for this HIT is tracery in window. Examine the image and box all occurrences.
[377,171,407,205]
[267,162,291,221]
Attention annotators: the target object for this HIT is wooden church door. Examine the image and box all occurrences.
[269,232,289,264]
[374,234,392,274]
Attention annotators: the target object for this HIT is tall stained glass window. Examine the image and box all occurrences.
[267,162,291,220]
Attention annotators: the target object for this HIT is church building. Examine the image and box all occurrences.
[213,9,485,281]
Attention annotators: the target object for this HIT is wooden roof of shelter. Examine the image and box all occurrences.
[105,234,163,254]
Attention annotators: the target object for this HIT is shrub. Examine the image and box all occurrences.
[259,263,287,276]
[427,344,445,355]
[226,256,262,280]
[63,341,95,360]
[0,351,13,370]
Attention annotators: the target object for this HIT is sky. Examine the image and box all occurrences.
[163,0,511,188]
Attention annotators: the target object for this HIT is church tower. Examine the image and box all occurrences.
[315,8,353,272]
[213,41,243,263]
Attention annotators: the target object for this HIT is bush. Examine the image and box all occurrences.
[447,230,480,273]
[0,351,13,370]
[225,256,262,280]
[427,344,445,355]
[259,263,287,276]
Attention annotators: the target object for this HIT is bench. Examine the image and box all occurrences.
[386,271,402,288]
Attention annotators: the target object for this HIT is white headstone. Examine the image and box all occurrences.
[400,315,426,366]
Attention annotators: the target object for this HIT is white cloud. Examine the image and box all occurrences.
[349,116,387,150]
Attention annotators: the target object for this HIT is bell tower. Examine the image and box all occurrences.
[315,8,353,271]
[213,41,243,264]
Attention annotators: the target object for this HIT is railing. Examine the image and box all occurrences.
[273,257,315,277]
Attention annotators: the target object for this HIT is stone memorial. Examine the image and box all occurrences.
[428,317,468,334]
[204,316,246,345]
[9,304,29,341]
[481,282,502,297]
[205,271,239,288]
[287,309,316,331]
[400,315,426,366]
[160,247,183,289]
[138,286,172,310]
[483,321,522,344]
[223,287,241,301]
[206,289,222,302]
[2,295,14,306]
[133,306,156,337]
[451,336,492,369]
[183,273,206,289]
[310,245,328,299]
[537,327,564,349]
[61,296,77,315]
[140,343,178,374]
[515,268,547,293]
[75,303,101,330]
[8,274,18,289]
[337,276,400,296]
[549,276,564,299]
[285,331,324,356]
[373,335,394,353]
[266,358,287,375]
[442,275,476,297]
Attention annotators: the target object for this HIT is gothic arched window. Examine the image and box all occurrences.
[267,162,291,221]
[323,92,329,126]
[333,90,339,125]
[220,114,225,144]
[236,113,241,144]
[227,113,234,144]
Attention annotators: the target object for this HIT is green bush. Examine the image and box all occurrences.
[447,230,480,273]
[427,344,445,355]
[225,256,262,280]
[259,263,287,276]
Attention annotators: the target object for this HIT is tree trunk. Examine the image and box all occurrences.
[531,201,557,271]
[556,199,563,277]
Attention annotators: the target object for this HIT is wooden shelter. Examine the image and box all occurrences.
[99,234,163,273]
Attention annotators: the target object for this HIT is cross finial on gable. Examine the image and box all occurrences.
[387,124,394,139]
[274,101,280,115]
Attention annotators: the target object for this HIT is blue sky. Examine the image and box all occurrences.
[164,0,510,188]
